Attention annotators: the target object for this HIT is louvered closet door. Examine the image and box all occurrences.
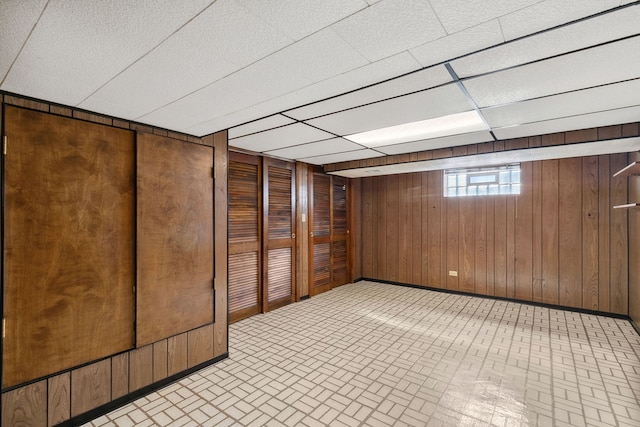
[310,172,332,296]
[228,153,261,322]
[263,158,296,311]
[332,176,349,288]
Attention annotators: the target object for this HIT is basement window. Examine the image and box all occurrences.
[444,164,521,197]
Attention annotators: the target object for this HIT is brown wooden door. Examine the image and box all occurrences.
[309,172,350,297]
[332,176,349,288]
[136,134,214,347]
[263,158,296,311]
[310,172,332,296]
[2,106,135,388]
[228,152,262,322]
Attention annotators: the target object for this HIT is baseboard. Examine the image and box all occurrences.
[355,278,637,333]
[57,352,229,427]
[299,295,310,301]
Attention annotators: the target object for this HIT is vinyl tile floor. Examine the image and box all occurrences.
[86,281,640,427]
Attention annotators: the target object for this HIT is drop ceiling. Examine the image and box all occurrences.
[2,0,639,173]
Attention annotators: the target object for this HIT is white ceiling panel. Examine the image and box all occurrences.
[377,131,494,155]
[285,64,451,120]
[306,83,473,136]
[229,115,296,139]
[499,0,621,41]
[452,5,640,78]
[300,149,385,165]
[463,36,640,108]
[492,105,640,140]
[332,138,640,178]
[265,138,364,159]
[236,0,367,41]
[410,19,504,68]
[1,0,215,105]
[0,0,47,83]
[481,79,640,128]
[229,123,334,152]
[428,0,540,34]
[331,0,445,62]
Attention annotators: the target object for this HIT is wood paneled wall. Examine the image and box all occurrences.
[1,93,229,427]
[629,152,640,328]
[357,153,630,314]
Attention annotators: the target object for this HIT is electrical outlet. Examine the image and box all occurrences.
[448,270,458,277]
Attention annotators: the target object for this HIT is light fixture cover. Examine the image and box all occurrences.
[344,110,489,147]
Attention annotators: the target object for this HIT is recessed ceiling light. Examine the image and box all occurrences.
[344,110,489,147]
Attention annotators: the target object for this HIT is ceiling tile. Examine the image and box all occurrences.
[499,0,620,41]
[0,0,47,83]
[265,138,363,159]
[492,105,640,140]
[236,0,368,40]
[229,123,334,152]
[331,0,445,62]
[229,115,296,139]
[410,19,504,68]
[428,0,540,33]
[306,83,473,135]
[451,5,640,78]
[377,131,494,155]
[462,36,640,108]
[300,149,385,165]
[481,79,640,128]
[286,64,451,120]
[1,0,215,105]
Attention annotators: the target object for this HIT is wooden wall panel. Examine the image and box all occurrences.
[332,240,348,286]
[610,153,629,315]
[70,359,111,417]
[129,345,153,392]
[48,373,70,426]
[350,177,363,282]
[188,324,214,368]
[3,106,135,388]
[629,152,640,326]
[582,156,599,310]
[1,381,47,427]
[296,162,311,296]
[356,155,629,314]
[111,353,129,400]
[136,133,214,346]
[153,340,169,382]
[268,248,294,302]
[168,333,188,376]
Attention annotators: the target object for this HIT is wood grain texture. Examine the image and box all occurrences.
[629,152,640,325]
[213,131,229,357]
[3,106,135,388]
[129,345,153,392]
[188,324,214,368]
[610,153,629,315]
[136,133,214,346]
[263,158,296,309]
[111,353,129,399]
[310,172,332,296]
[332,175,349,289]
[350,178,363,282]
[411,173,422,286]
[48,373,70,426]
[70,359,111,417]
[229,153,261,322]
[354,155,627,313]
[1,381,47,427]
[168,333,188,376]
[153,340,169,382]
[296,162,311,296]
[558,158,583,308]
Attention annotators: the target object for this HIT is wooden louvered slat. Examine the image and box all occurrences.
[332,240,348,287]
[333,176,348,235]
[313,243,331,289]
[313,173,331,237]
[268,166,293,240]
[229,161,259,244]
[229,252,259,313]
[228,153,261,322]
[268,248,292,302]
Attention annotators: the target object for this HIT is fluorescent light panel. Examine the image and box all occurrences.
[344,110,488,147]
